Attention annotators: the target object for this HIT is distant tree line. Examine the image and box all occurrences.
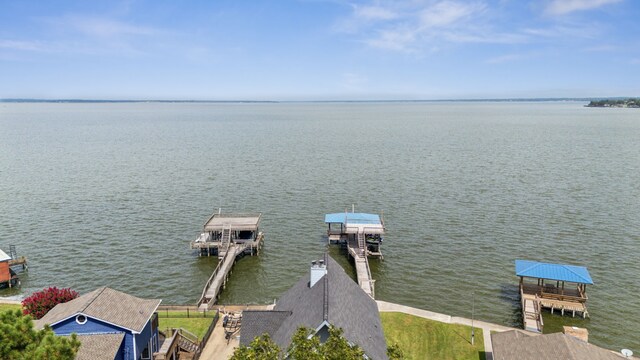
[586,98,640,108]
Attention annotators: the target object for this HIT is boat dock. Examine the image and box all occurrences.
[1,245,27,288]
[347,238,375,297]
[516,260,593,333]
[325,210,385,299]
[191,212,264,310]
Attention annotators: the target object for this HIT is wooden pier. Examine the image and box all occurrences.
[1,246,27,288]
[347,239,375,298]
[516,260,593,333]
[191,212,264,310]
[197,243,248,310]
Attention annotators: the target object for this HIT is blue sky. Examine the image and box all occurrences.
[1,0,638,100]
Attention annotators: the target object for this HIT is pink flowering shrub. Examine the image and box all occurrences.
[22,287,79,319]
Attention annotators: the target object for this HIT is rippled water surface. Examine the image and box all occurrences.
[1,102,639,351]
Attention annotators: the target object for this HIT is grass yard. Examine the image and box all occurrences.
[157,310,215,341]
[380,312,486,360]
[0,303,22,313]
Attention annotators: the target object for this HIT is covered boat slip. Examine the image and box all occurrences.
[191,213,264,257]
[324,212,385,258]
[516,260,593,333]
[325,211,385,299]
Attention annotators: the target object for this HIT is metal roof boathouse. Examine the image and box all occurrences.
[324,209,385,299]
[516,260,593,333]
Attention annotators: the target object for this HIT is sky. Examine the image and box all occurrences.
[1,0,639,100]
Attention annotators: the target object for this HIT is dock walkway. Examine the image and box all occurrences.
[347,239,374,298]
[521,293,543,333]
[198,243,248,311]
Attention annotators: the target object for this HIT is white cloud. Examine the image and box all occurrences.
[353,4,398,21]
[419,1,484,29]
[338,1,522,52]
[544,0,623,16]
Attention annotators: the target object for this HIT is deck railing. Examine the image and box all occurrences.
[197,254,227,308]
[522,283,588,303]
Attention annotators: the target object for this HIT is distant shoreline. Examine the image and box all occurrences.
[585,98,640,108]
[0,98,596,104]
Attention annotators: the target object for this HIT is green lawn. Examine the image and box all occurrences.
[0,303,22,313]
[157,310,215,341]
[380,312,485,360]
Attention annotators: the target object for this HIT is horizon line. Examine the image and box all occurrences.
[2,97,633,104]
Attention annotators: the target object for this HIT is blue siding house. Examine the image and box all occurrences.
[35,287,161,360]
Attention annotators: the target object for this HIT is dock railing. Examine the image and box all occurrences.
[363,254,375,298]
[197,254,227,308]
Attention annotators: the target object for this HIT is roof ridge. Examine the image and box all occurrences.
[562,265,592,284]
[519,261,541,275]
[81,286,107,313]
[561,333,580,360]
[323,252,329,321]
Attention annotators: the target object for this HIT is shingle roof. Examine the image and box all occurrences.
[241,255,388,360]
[515,260,594,284]
[240,311,291,347]
[67,333,125,360]
[34,287,161,333]
[491,331,622,360]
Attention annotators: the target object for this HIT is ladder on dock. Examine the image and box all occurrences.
[219,225,232,259]
[357,231,366,256]
[9,245,17,260]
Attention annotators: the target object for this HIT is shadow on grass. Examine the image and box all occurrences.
[453,329,472,345]
[478,351,487,360]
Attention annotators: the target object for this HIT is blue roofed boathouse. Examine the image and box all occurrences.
[324,211,385,258]
[516,260,593,333]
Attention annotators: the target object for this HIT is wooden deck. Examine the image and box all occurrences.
[191,233,264,257]
[520,292,544,333]
[520,282,589,333]
[196,235,264,311]
[198,243,246,311]
[521,283,589,318]
[347,239,375,298]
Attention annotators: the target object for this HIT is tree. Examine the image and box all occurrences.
[386,343,405,360]
[22,287,78,320]
[232,325,371,359]
[0,309,80,360]
[286,327,322,360]
[318,326,364,360]
[230,333,281,360]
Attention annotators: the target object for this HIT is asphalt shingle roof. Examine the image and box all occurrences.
[491,331,622,360]
[240,255,388,360]
[240,311,291,347]
[68,333,125,360]
[34,287,161,333]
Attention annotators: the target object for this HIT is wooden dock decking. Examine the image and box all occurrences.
[519,283,589,333]
[198,243,247,311]
[347,239,375,298]
[521,292,544,333]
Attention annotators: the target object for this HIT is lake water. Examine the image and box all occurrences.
[1,101,638,352]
